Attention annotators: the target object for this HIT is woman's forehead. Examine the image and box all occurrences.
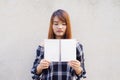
[53,16,66,23]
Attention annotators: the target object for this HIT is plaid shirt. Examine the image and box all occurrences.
[31,42,86,80]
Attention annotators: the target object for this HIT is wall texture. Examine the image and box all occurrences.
[0,0,120,80]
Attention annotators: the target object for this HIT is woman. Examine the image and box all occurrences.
[31,9,86,80]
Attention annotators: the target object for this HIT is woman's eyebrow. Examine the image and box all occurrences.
[53,21,65,23]
[53,21,58,22]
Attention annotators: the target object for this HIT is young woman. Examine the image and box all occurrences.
[31,9,86,80]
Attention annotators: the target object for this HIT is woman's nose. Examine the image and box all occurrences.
[57,24,63,28]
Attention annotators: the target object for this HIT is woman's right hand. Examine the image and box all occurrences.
[36,59,50,74]
[39,59,50,69]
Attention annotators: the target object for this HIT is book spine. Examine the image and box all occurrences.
[59,39,61,62]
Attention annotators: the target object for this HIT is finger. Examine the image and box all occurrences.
[42,64,50,69]
[70,63,79,67]
[41,64,47,68]
[41,61,49,64]
[70,62,80,69]
[42,60,51,65]
[40,59,45,63]
[68,62,71,66]
[68,61,78,65]
[44,59,50,62]
[41,60,50,64]
[40,61,49,65]
[70,62,80,66]
[68,63,78,69]
[42,63,50,67]
[70,60,80,63]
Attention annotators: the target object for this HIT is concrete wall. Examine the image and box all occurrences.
[0,0,120,80]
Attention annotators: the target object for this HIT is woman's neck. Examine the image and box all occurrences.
[55,36,63,39]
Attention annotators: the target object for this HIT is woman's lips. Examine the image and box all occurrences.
[57,30,63,32]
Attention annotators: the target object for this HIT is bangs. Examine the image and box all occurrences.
[52,10,67,24]
[57,15,66,23]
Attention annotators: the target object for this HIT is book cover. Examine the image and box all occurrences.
[44,39,76,62]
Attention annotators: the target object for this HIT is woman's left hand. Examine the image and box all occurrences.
[68,60,83,75]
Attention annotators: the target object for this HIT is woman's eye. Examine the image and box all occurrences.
[62,23,66,25]
[54,23,58,25]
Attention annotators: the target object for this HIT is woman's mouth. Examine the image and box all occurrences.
[57,30,63,32]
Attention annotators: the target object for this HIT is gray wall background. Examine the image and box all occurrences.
[0,0,120,80]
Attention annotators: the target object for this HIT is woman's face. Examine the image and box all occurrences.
[52,16,67,39]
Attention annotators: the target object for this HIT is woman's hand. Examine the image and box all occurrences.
[68,60,83,75]
[36,59,50,74]
[39,59,50,69]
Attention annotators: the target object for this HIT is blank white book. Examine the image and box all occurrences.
[44,39,76,62]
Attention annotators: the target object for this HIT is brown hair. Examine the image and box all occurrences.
[48,9,72,39]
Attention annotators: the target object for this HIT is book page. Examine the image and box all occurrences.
[61,39,76,61]
[44,39,59,61]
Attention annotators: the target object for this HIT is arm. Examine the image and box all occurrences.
[68,42,86,79]
[68,60,83,75]
[31,46,44,80]
[76,43,86,79]
[36,59,50,74]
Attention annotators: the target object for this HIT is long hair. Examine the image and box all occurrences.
[48,9,72,39]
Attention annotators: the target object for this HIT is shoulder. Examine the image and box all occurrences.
[37,40,44,51]
[39,40,44,47]
[36,40,44,54]
[76,39,82,45]
[76,39,84,50]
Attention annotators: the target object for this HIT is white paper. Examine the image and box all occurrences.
[44,39,76,61]
[44,39,59,61]
[61,39,76,61]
